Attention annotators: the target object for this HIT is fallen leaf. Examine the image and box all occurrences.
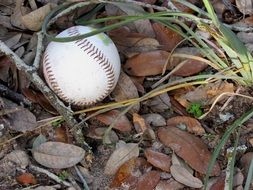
[4,150,29,168]
[21,3,56,31]
[210,174,225,190]
[0,56,12,82]
[111,71,140,113]
[144,93,171,113]
[7,106,37,132]
[32,134,47,149]
[237,32,253,44]
[236,0,253,15]
[124,50,170,76]
[171,47,208,76]
[87,127,119,144]
[133,113,148,133]
[110,157,150,188]
[158,127,220,176]
[136,170,160,190]
[54,125,69,143]
[10,0,30,30]
[32,141,85,169]
[4,33,22,49]
[22,88,57,115]
[171,153,193,175]
[153,23,183,51]
[155,179,184,190]
[170,164,203,188]
[94,109,132,132]
[240,152,253,176]
[110,2,155,37]
[16,173,37,185]
[142,113,166,127]
[111,33,160,57]
[166,116,205,135]
[104,141,139,175]
[144,148,171,172]
[180,81,234,106]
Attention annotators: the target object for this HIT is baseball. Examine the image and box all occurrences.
[42,25,121,106]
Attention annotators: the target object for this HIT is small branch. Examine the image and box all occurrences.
[74,166,90,190]
[30,164,72,187]
[33,31,44,70]
[0,83,31,106]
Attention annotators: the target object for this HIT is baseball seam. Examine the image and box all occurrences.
[43,26,116,106]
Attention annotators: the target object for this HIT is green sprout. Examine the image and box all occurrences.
[58,170,69,181]
[186,102,203,118]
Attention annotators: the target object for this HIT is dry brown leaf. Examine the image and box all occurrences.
[111,71,140,113]
[111,3,155,37]
[16,173,37,185]
[87,127,119,144]
[142,113,166,127]
[110,157,150,188]
[144,93,171,113]
[133,113,148,133]
[4,33,22,49]
[170,164,203,188]
[7,107,37,132]
[32,141,85,169]
[240,152,253,176]
[104,141,139,175]
[124,50,170,76]
[171,153,193,175]
[22,88,57,115]
[155,179,184,190]
[10,0,30,29]
[4,150,29,168]
[171,47,208,76]
[166,116,205,135]
[94,109,132,132]
[21,3,56,31]
[210,174,225,190]
[0,56,12,82]
[153,23,183,51]
[236,0,253,15]
[111,34,160,57]
[144,148,171,172]
[180,81,234,106]
[158,127,220,176]
[136,170,160,190]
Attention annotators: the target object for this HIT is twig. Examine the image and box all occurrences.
[0,40,84,145]
[0,83,31,106]
[74,165,90,190]
[220,87,241,112]
[30,164,72,187]
[67,174,82,190]
[33,31,44,70]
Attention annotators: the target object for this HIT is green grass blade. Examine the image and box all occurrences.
[244,158,253,190]
[202,0,219,25]
[204,107,253,189]
[174,0,210,17]
[228,130,240,190]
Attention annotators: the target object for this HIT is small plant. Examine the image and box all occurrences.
[58,170,69,181]
[186,102,203,118]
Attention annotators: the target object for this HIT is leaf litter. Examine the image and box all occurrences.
[0,0,253,189]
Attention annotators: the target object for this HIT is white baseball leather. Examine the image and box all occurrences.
[43,25,121,106]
